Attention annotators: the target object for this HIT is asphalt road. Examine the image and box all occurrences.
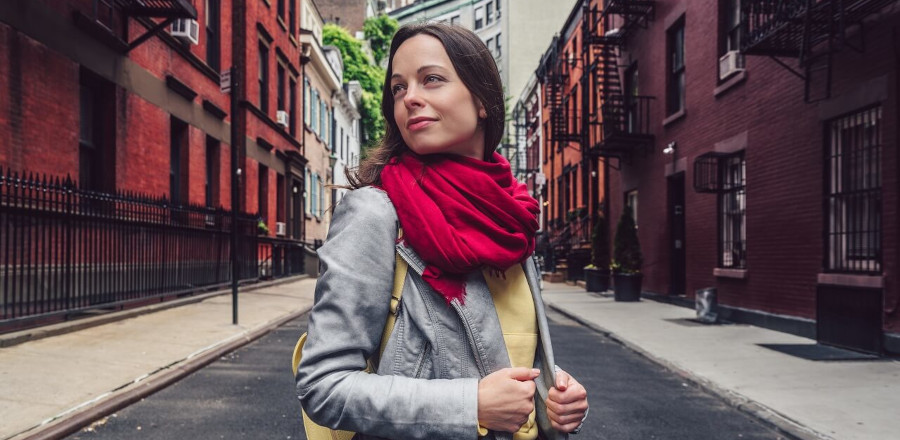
[68,310,789,440]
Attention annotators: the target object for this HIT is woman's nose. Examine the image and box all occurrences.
[403,85,424,108]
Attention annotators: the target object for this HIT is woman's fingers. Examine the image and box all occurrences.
[546,370,588,433]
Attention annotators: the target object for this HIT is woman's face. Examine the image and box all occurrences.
[389,34,487,160]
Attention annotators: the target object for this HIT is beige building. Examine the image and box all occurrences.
[300,0,341,246]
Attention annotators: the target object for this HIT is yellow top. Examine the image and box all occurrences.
[478,264,539,440]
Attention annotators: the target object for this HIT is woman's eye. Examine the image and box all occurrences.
[424,75,442,84]
[391,84,406,96]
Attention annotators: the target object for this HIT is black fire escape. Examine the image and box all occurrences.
[75,0,198,53]
[741,0,895,102]
[583,0,655,162]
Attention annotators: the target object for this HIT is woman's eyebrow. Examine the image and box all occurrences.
[390,64,447,80]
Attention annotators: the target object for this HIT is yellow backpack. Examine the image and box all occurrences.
[291,251,408,440]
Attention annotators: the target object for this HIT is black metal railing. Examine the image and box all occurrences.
[0,169,300,332]
[257,236,306,279]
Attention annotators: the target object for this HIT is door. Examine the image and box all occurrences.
[668,173,686,296]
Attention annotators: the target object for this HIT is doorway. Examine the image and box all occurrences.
[668,173,686,296]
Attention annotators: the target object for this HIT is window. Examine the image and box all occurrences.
[475,7,484,29]
[318,176,325,217]
[626,190,638,227]
[312,90,319,134]
[718,0,744,80]
[276,173,285,223]
[259,42,269,113]
[304,79,310,126]
[258,164,269,219]
[277,0,285,21]
[79,69,115,192]
[486,2,493,24]
[206,0,220,71]
[277,63,285,111]
[305,168,311,214]
[289,77,297,136]
[721,0,741,54]
[205,136,219,208]
[496,33,501,57]
[486,37,493,55]
[289,0,296,34]
[825,106,882,273]
[311,172,319,217]
[719,153,745,268]
[451,15,460,25]
[667,18,685,115]
[170,117,189,205]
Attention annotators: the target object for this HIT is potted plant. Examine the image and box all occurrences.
[257,218,270,236]
[611,210,642,302]
[584,213,610,292]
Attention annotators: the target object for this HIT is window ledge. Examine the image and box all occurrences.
[714,70,747,98]
[663,108,686,127]
[714,268,747,279]
[290,34,299,47]
[817,273,883,288]
[277,16,287,32]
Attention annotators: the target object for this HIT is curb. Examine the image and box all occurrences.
[9,303,313,440]
[544,301,833,440]
[0,275,309,348]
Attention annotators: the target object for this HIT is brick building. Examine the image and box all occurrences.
[0,0,360,327]
[534,0,899,355]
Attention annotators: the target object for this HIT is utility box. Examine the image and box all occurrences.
[695,287,718,323]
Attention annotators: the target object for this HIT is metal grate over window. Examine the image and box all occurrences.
[719,152,745,268]
[825,106,882,274]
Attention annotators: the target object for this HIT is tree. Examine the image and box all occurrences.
[363,14,399,65]
[323,24,386,149]
[612,210,642,274]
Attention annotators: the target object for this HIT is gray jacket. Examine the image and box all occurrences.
[296,186,566,440]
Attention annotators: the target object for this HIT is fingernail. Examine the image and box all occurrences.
[532,368,540,376]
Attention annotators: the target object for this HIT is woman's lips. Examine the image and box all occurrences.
[407,119,436,131]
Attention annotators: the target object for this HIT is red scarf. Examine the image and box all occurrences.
[380,151,540,304]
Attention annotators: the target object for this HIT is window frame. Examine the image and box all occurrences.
[824,106,883,274]
[717,151,746,269]
[666,17,686,116]
[205,0,220,72]
[259,41,270,114]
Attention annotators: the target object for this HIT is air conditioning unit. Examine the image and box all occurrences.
[275,221,286,236]
[276,110,289,128]
[170,19,199,45]
[718,50,745,80]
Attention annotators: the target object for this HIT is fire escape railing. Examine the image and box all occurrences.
[740,0,895,102]
[583,0,656,160]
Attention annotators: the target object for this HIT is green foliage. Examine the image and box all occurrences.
[612,210,642,274]
[323,24,387,148]
[591,213,610,269]
[363,14,399,65]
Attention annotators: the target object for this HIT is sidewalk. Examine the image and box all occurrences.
[541,282,900,440]
[0,277,317,440]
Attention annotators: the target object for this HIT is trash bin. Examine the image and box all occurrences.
[695,287,718,324]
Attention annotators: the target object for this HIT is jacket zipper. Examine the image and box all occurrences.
[451,301,488,378]
[413,342,431,378]
[397,247,489,378]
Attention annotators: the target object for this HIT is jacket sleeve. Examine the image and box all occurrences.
[296,187,479,440]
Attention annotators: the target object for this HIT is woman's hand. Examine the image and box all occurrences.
[477,367,540,433]
[546,368,588,433]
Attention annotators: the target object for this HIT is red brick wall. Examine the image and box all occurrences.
[603,1,898,334]
[0,23,78,177]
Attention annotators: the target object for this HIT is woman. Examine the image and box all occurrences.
[296,23,589,440]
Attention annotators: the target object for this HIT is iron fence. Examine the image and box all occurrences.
[0,168,303,333]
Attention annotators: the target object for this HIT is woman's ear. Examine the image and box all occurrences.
[478,105,487,119]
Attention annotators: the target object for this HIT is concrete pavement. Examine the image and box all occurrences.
[540,283,900,440]
[2,277,897,440]
[0,277,317,440]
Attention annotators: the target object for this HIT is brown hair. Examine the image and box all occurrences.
[347,22,505,188]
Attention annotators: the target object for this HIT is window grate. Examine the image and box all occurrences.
[825,106,882,274]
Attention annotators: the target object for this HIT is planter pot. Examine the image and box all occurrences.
[584,268,610,292]
[613,273,642,302]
